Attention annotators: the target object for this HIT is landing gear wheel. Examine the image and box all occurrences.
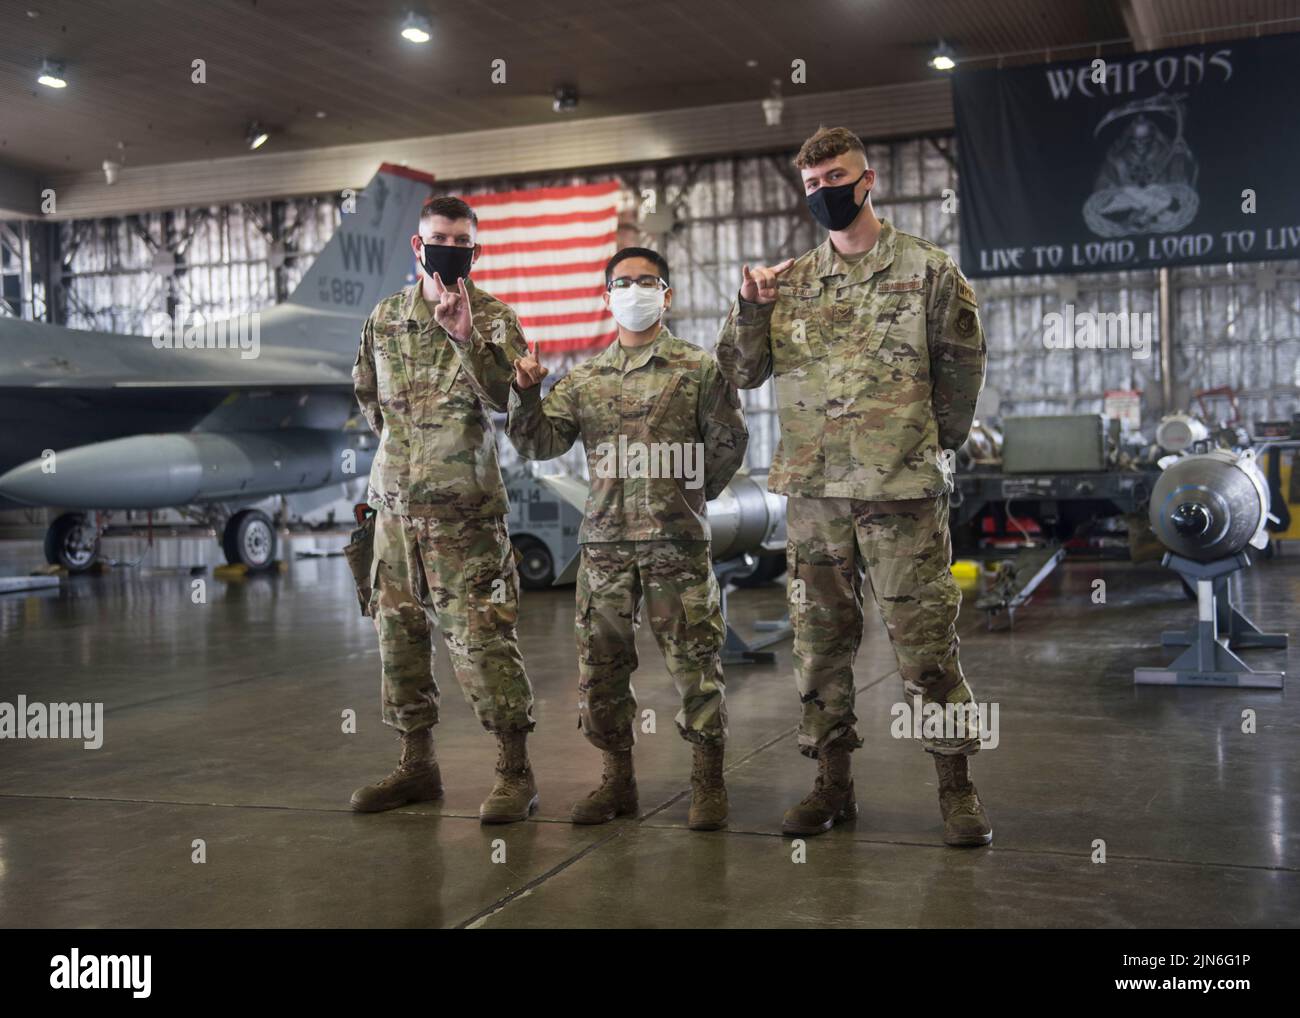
[222,509,277,571]
[44,513,100,573]
[511,535,555,590]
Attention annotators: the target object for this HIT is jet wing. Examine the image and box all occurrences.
[0,306,358,394]
[0,162,436,510]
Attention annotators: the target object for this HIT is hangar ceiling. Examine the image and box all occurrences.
[1,0,1298,210]
[0,0,1160,174]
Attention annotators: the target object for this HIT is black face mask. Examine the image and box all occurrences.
[806,171,868,231]
[420,242,474,283]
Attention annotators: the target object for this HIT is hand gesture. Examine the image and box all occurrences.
[432,272,473,342]
[740,258,794,304]
[514,341,549,389]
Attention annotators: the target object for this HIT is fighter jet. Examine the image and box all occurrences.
[0,163,434,571]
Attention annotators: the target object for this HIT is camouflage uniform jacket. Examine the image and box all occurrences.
[506,326,748,544]
[353,281,528,517]
[715,219,986,501]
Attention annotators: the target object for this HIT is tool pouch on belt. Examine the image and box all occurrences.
[344,504,376,617]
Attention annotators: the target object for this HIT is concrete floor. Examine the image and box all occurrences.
[0,530,1297,928]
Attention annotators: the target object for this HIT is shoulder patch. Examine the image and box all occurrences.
[955,307,978,339]
[956,278,978,307]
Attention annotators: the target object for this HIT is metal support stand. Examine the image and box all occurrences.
[1134,552,1287,688]
[0,575,60,594]
[974,543,1067,629]
[715,554,791,666]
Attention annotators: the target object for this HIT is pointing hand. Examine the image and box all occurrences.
[515,341,549,389]
[740,258,795,304]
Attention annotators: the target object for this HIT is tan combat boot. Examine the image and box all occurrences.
[688,743,728,831]
[480,730,539,824]
[781,740,857,836]
[932,753,993,847]
[570,749,637,825]
[350,728,443,813]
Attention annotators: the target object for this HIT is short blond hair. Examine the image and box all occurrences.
[794,126,866,169]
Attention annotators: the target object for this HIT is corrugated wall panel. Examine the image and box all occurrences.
[39,133,1300,478]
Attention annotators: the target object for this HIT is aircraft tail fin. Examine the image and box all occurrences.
[288,163,434,311]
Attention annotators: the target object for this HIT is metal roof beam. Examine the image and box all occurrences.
[32,79,952,220]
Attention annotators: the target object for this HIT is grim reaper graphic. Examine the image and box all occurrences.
[1083,93,1199,238]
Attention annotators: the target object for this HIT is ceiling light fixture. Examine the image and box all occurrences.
[401,11,432,43]
[37,59,66,88]
[246,121,269,150]
[552,84,578,113]
[761,78,784,127]
[103,141,126,185]
[929,41,957,72]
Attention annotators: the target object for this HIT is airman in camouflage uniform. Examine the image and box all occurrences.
[350,195,538,825]
[508,248,748,831]
[716,127,992,846]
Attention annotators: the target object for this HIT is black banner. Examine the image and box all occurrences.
[954,32,1300,277]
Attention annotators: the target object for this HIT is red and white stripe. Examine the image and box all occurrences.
[469,182,620,353]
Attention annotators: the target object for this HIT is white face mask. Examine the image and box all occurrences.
[608,285,666,332]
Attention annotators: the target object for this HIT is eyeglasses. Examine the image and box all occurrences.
[607,275,666,291]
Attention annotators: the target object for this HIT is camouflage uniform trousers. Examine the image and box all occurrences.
[576,540,728,750]
[369,509,535,735]
[786,494,977,758]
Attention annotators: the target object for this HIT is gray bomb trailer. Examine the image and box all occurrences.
[503,465,791,665]
[503,465,788,590]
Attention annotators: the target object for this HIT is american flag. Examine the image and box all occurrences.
[468,181,622,353]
